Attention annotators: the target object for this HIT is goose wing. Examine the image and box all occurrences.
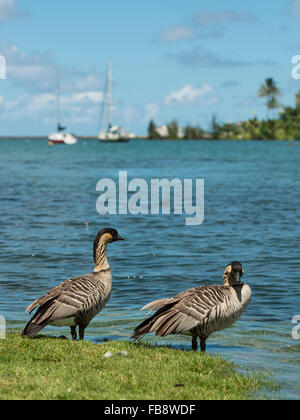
[133,285,229,338]
[26,278,71,313]
[141,297,179,312]
[22,274,102,337]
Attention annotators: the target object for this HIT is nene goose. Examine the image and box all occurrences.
[132,261,251,352]
[22,228,124,340]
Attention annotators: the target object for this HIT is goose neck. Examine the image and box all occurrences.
[94,241,110,272]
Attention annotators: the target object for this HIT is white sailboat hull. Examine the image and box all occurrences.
[98,126,130,142]
[48,132,78,145]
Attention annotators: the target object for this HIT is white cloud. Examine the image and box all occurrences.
[71,91,103,103]
[156,25,195,43]
[3,93,55,118]
[0,41,54,88]
[0,42,104,93]
[1,90,104,126]
[154,9,256,45]
[0,0,27,22]
[27,93,56,113]
[164,84,214,106]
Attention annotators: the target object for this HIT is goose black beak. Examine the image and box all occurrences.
[116,235,125,241]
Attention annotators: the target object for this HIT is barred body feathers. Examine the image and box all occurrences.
[22,228,124,340]
[132,261,251,352]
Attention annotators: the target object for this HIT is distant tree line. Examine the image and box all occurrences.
[147,79,300,140]
[148,119,210,140]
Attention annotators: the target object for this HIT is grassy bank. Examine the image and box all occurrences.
[0,334,268,400]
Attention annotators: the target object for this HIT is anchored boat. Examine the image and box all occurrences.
[48,67,77,146]
[97,61,134,142]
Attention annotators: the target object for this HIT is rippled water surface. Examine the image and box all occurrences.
[0,139,299,399]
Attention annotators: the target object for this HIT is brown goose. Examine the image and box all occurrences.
[22,228,124,340]
[132,261,251,352]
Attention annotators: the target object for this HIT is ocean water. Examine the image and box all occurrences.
[0,139,299,399]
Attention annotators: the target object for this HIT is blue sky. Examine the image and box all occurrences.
[0,0,300,135]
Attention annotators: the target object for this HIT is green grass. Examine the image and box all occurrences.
[0,333,268,400]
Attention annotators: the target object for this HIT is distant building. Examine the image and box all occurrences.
[155,124,184,139]
[177,126,184,139]
[155,125,169,138]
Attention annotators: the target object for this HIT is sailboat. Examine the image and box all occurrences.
[48,67,77,145]
[97,61,133,142]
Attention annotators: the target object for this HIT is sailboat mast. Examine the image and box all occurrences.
[56,66,61,131]
[106,61,112,131]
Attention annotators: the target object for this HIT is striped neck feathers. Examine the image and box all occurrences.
[93,233,112,272]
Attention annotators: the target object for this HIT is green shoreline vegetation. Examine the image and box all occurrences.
[0,333,272,400]
[148,80,300,141]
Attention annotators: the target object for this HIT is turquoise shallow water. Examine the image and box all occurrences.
[0,139,299,399]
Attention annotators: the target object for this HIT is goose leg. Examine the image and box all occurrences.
[70,326,77,341]
[192,336,198,351]
[79,325,85,341]
[200,337,207,353]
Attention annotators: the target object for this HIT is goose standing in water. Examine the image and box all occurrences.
[22,228,124,340]
[132,261,251,352]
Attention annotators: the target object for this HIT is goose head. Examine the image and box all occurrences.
[93,227,124,262]
[223,261,244,286]
[94,227,124,247]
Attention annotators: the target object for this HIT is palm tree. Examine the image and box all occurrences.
[148,120,157,139]
[258,78,280,119]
